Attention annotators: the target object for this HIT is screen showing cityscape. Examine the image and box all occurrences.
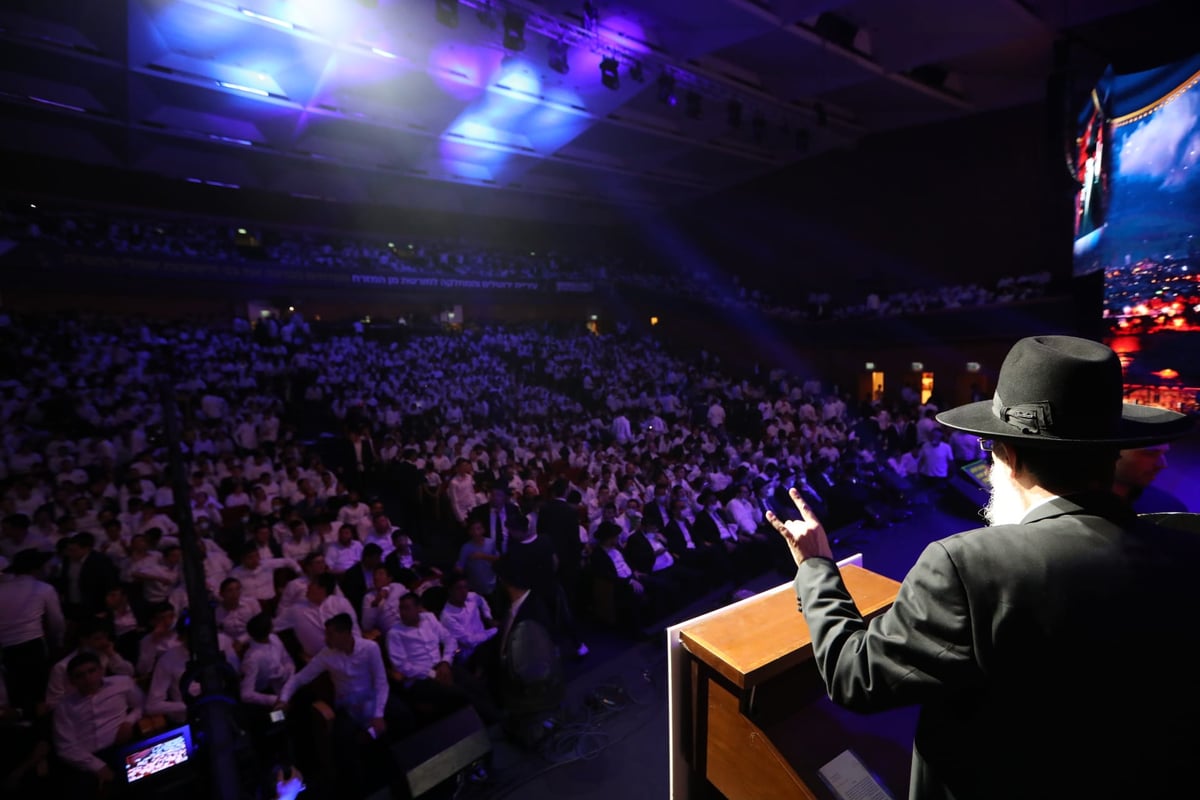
[1072,54,1200,412]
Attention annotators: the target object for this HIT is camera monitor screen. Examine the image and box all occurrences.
[123,725,193,784]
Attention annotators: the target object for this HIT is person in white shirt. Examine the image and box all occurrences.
[215,577,262,642]
[387,592,498,725]
[135,506,179,538]
[137,601,186,674]
[145,615,239,725]
[134,543,183,604]
[279,573,359,661]
[52,652,143,791]
[0,547,65,715]
[229,547,300,609]
[1,513,54,559]
[336,491,373,540]
[446,459,477,527]
[361,566,406,637]
[44,618,135,711]
[726,482,762,538]
[239,612,295,710]
[363,513,398,558]
[199,536,234,596]
[276,613,394,796]
[280,519,320,562]
[917,426,955,498]
[438,574,498,667]
[324,525,363,576]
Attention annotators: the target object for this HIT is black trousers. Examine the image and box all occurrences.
[1,638,50,716]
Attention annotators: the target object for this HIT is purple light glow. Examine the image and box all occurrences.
[428,43,493,101]
[597,15,651,55]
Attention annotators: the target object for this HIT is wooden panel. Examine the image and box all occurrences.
[679,565,901,689]
[704,676,818,800]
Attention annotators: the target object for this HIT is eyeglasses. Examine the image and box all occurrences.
[978,438,995,452]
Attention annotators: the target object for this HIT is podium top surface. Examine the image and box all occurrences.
[678,564,901,689]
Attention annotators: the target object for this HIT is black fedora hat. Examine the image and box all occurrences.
[936,335,1192,447]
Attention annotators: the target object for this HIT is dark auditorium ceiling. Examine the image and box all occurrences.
[0,0,1181,221]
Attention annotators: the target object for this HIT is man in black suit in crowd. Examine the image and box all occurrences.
[468,485,525,557]
[536,478,585,608]
[663,499,721,578]
[57,532,119,621]
[338,542,384,617]
[392,448,424,535]
[333,423,376,495]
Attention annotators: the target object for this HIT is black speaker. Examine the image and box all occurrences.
[390,707,490,798]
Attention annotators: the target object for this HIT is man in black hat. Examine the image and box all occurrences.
[767,335,1199,800]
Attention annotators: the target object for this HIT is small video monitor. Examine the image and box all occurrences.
[123,724,193,785]
[960,458,991,490]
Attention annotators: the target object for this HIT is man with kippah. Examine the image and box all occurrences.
[768,335,1199,799]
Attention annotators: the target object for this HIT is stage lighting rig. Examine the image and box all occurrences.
[476,1,496,29]
[727,100,742,128]
[548,39,569,74]
[503,10,526,51]
[600,56,619,90]
[435,0,458,28]
[657,71,675,105]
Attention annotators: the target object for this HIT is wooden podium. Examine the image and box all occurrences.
[668,563,918,799]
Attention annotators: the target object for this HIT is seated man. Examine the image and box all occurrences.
[589,521,674,628]
[45,617,136,711]
[214,576,262,644]
[52,652,144,795]
[146,613,240,726]
[387,592,499,727]
[277,573,359,663]
[360,566,406,638]
[136,602,181,678]
[438,574,498,670]
[240,613,296,710]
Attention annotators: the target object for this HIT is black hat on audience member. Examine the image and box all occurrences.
[595,522,622,545]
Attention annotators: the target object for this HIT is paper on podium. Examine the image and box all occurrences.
[818,749,895,800]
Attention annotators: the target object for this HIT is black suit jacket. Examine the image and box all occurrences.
[59,551,120,615]
[663,518,711,556]
[334,436,376,476]
[384,544,423,586]
[690,511,728,547]
[502,535,558,603]
[587,546,631,583]
[338,562,372,617]
[537,498,583,576]
[622,531,657,575]
[642,498,671,533]
[468,501,525,554]
[794,493,1200,799]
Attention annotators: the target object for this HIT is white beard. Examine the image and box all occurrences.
[982,460,1027,527]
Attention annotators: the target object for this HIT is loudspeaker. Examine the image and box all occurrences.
[390,707,490,799]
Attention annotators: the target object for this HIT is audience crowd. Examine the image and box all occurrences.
[2,202,1051,321]
[0,307,976,799]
